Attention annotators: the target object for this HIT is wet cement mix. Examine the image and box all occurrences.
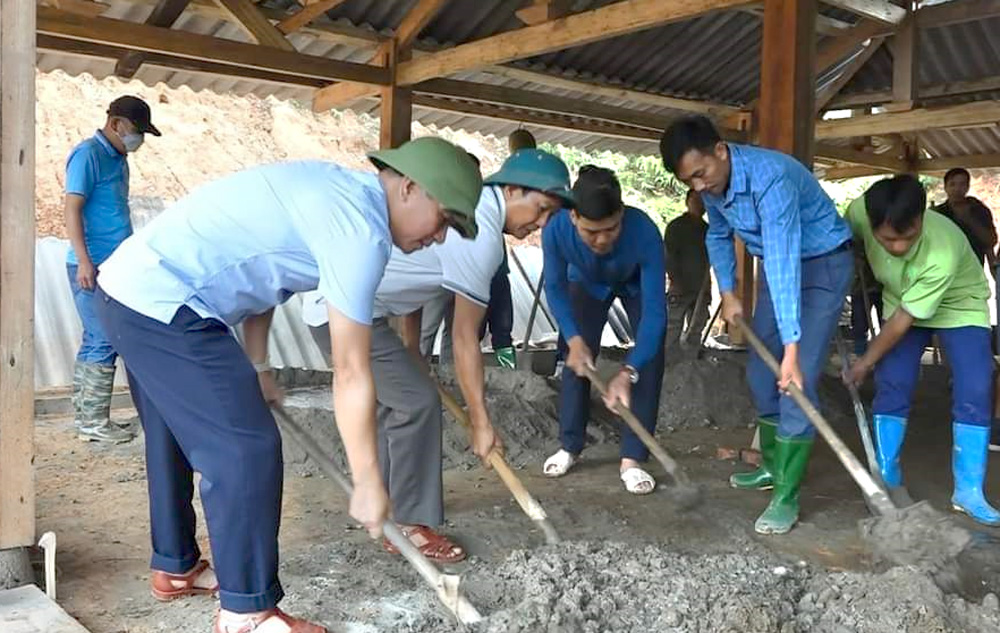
[280,540,1000,633]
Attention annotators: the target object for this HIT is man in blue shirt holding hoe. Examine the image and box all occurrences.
[661,115,854,535]
[541,165,667,496]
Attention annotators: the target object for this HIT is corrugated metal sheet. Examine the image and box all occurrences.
[33,231,568,389]
[33,1,1000,163]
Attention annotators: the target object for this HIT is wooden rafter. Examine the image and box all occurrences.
[275,0,350,35]
[919,153,1000,173]
[396,0,755,87]
[114,0,743,121]
[817,100,1000,139]
[815,36,886,111]
[822,0,907,25]
[815,18,893,73]
[818,164,889,179]
[214,0,294,51]
[115,0,191,78]
[45,0,109,18]
[830,75,1000,108]
[814,142,906,171]
[312,0,447,111]
[515,0,572,25]
[37,7,389,84]
[889,13,916,108]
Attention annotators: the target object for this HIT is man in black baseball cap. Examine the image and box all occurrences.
[63,94,160,445]
[108,95,161,138]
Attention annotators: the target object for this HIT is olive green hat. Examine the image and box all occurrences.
[368,137,482,239]
[484,149,575,208]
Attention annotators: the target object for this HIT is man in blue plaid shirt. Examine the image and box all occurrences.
[661,116,854,536]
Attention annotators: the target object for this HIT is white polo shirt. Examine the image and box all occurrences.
[99,161,392,327]
[301,186,506,326]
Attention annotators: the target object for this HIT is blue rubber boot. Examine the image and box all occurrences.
[951,422,1000,527]
[872,414,907,487]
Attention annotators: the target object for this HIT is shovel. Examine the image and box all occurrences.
[679,271,712,354]
[271,405,483,625]
[733,316,972,571]
[582,365,703,509]
[437,385,561,544]
[834,332,915,509]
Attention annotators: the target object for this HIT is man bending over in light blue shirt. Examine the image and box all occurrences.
[661,115,854,536]
[94,138,481,633]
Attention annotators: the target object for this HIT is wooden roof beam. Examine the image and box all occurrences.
[515,0,572,26]
[889,12,917,109]
[816,37,886,111]
[815,18,894,73]
[396,0,755,86]
[829,75,1000,108]
[818,164,890,179]
[822,0,907,25]
[213,0,295,51]
[275,0,350,35]
[814,142,907,171]
[918,153,1000,174]
[37,6,389,84]
[114,0,191,79]
[816,100,1000,139]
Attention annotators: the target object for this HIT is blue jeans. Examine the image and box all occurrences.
[746,246,854,439]
[67,264,117,366]
[558,283,665,461]
[874,325,992,426]
[95,287,284,613]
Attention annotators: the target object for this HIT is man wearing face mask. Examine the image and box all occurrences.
[541,166,667,496]
[301,148,573,562]
[63,95,160,443]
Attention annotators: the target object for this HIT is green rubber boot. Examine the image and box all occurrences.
[755,436,813,535]
[494,346,517,369]
[730,417,777,490]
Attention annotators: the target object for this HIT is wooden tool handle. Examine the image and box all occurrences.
[437,385,560,543]
[271,405,482,624]
[732,317,895,515]
[582,365,689,485]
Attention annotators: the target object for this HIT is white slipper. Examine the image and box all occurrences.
[620,467,656,495]
[543,449,578,478]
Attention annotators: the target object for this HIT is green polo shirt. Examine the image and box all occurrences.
[844,197,989,330]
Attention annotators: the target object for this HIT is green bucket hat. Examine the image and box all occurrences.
[368,137,482,239]
[484,149,575,208]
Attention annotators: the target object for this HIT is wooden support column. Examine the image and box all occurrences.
[0,0,37,550]
[889,13,917,110]
[735,0,817,342]
[379,39,411,149]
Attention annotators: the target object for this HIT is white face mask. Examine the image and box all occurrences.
[121,132,144,153]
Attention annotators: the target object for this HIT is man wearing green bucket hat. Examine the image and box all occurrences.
[302,148,573,562]
[93,136,479,633]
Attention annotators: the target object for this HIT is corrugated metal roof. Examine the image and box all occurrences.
[33,0,1000,162]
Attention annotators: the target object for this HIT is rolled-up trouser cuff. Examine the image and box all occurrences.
[220,579,285,613]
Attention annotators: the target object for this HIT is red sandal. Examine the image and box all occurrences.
[151,559,220,601]
[213,608,327,633]
[382,525,467,563]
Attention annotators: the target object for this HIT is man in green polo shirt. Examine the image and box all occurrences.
[844,174,999,526]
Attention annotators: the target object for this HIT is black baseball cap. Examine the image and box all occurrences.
[108,96,161,136]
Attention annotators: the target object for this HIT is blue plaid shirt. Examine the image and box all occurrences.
[703,143,851,344]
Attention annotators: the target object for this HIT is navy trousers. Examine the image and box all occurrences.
[558,282,665,461]
[480,261,514,349]
[874,325,992,426]
[746,247,853,439]
[95,288,284,613]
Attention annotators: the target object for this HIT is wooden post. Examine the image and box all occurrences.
[0,0,37,550]
[890,13,917,110]
[379,39,412,150]
[729,0,817,343]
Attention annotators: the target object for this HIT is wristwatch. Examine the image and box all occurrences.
[621,364,639,384]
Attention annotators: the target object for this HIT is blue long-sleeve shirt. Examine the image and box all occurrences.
[703,143,852,344]
[542,207,666,371]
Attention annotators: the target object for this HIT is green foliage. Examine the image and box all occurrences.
[539,142,687,229]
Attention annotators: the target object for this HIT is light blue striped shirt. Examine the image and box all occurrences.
[702,143,852,344]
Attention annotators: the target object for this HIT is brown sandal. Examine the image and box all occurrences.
[151,559,219,601]
[213,608,327,633]
[382,525,467,563]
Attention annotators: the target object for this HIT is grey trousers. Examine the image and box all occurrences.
[309,319,444,526]
[664,291,710,351]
